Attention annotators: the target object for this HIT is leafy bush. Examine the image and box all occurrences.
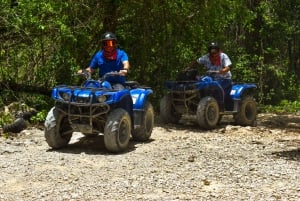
[262,100,300,113]
[30,110,48,124]
[0,113,13,128]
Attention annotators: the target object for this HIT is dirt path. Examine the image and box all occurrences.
[0,113,299,200]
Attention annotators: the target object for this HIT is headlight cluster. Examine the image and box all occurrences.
[75,96,91,103]
[60,92,71,101]
[59,91,109,103]
[96,95,107,103]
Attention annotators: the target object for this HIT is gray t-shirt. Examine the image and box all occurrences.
[197,52,232,79]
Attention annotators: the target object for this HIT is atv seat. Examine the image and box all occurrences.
[125,81,140,89]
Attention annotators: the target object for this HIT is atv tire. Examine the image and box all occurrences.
[196,96,219,129]
[44,107,73,149]
[3,118,27,133]
[104,108,131,153]
[160,94,180,124]
[234,96,257,126]
[132,101,154,141]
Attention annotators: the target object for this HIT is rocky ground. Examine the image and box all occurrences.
[0,113,299,201]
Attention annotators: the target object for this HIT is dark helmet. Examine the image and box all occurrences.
[101,32,117,41]
[208,42,220,53]
[101,32,118,48]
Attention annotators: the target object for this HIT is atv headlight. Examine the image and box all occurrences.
[97,95,107,103]
[60,92,71,101]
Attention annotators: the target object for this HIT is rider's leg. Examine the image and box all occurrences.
[218,79,233,111]
[112,83,125,90]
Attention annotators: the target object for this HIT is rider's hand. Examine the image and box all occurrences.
[119,69,128,76]
[219,69,227,74]
[78,68,93,74]
[219,66,230,74]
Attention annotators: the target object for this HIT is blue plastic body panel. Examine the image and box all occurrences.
[130,88,153,110]
[84,80,112,89]
[51,85,131,105]
[230,83,257,100]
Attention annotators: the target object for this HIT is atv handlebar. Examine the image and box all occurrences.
[206,70,220,76]
[78,69,92,80]
[206,70,220,74]
[100,71,120,81]
[78,70,120,81]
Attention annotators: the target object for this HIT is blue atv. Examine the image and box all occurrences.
[160,69,257,129]
[44,71,154,153]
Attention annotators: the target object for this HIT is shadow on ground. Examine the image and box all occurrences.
[47,133,154,155]
[259,113,300,130]
[272,148,300,161]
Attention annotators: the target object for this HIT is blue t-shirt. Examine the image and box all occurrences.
[89,49,128,84]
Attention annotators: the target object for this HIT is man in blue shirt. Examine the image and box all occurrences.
[78,32,130,89]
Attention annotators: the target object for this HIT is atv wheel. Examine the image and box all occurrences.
[234,96,257,126]
[196,96,219,129]
[160,94,180,124]
[104,108,131,153]
[3,118,27,133]
[132,101,154,141]
[44,107,73,149]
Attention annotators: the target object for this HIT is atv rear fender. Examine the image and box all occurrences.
[230,84,257,100]
[130,88,153,127]
[130,88,153,110]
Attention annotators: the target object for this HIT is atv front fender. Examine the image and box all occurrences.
[130,88,153,110]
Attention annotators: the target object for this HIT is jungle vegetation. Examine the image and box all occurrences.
[1,0,300,114]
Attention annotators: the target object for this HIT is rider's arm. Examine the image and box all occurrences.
[219,53,231,74]
[119,60,130,76]
[190,55,208,68]
[123,60,130,71]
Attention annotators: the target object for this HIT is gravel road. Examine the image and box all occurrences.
[0,113,299,201]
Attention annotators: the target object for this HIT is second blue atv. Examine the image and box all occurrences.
[44,71,154,153]
[160,69,257,129]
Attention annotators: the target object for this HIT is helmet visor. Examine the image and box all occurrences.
[102,40,115,47]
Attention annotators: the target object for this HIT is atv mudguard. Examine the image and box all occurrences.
[230,83,257,100]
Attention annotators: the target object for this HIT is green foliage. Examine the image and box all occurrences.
[231,49,258,83]
[0,113,13,128]
[0,0,299,111]
[263,100,300,114]
[18,93,54,111]
[259,65,299,104]
[0,90,18,106]
[0,90,53,112]
[30,110,48,124]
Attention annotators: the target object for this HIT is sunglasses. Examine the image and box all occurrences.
[103,40,115,47]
